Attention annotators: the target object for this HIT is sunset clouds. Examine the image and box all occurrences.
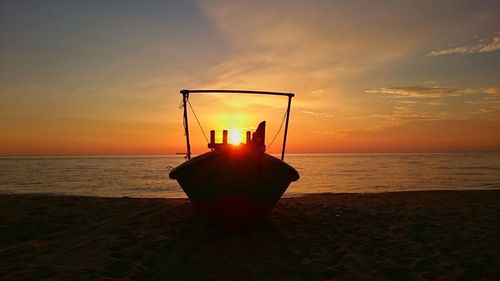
[363,85,500,126]
[0,0,499,155]
[366,86,498,99]
[429,30,500,56]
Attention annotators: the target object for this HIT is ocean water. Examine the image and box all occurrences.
[0,153,499,198]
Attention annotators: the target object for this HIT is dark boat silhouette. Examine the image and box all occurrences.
[169,90,299,226]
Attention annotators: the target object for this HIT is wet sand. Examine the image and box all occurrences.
[1,190,499,280]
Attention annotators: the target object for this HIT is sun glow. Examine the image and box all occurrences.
[228,129,242,145]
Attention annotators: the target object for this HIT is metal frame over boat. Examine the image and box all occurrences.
[169,89,300,226]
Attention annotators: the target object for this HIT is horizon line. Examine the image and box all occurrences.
[1,150,499,158]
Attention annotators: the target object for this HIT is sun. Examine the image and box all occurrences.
[228,129,242,145]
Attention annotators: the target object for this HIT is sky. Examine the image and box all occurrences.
[1,0,499,156]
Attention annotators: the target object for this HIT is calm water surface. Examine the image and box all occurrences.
[0,153,499,198]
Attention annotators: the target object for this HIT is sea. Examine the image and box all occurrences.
[0,153,499,198]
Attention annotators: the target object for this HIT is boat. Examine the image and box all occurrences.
[169,89,300,227]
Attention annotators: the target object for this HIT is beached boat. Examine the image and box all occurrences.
[169,90,300,226]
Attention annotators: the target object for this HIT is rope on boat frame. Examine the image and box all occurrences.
[265,107,287,152]
[187,99,210,144]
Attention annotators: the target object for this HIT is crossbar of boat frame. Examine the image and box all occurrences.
[180,89,294,161]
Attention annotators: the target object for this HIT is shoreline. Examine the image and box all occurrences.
[1,188,500,199]
[1,190,499,280]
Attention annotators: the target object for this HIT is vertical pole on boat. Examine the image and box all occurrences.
[181,90,191,160]
[281,95,292,161]
[246,131,251,144]
[222,130,228,144]
[210,130,215,145]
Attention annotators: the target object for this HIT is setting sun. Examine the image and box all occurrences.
[228,129,242,145]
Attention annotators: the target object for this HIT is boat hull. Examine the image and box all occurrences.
[169,148,299,226]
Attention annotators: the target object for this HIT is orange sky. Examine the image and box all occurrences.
[1,1,499,156]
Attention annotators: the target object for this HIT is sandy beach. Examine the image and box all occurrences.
[1,191,499,280]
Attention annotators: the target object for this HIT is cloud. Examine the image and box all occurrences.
[428,30,500,56]
[195,1,450,90]
[301,110,334,118]
[366,85,499,99]
[364,84,500,125]
[310,89,324,95]
[195,1,500,120]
